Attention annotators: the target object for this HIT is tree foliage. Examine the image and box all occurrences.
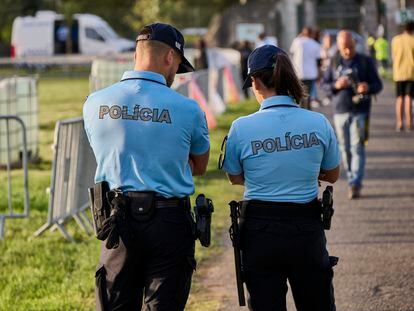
[0,0,238,55]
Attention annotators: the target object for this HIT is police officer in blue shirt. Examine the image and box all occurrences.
[83,23,210,310]
[221,45,341,311]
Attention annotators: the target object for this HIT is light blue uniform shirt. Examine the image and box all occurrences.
[222,96,340,203]
[83,70,210,198]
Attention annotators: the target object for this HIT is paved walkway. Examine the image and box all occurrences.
[197,81,414,311]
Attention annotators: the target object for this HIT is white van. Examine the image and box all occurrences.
[11,10,135,57]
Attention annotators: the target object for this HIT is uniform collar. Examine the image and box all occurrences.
[121,70,167,85]
[259,95,299,110]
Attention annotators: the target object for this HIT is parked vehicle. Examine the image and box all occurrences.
[11,11,135,57]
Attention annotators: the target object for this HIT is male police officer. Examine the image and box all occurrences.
[322,30,382,199]
[83,23,210,310]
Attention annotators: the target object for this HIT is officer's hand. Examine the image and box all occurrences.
[334,77,350,90]
[357,82,369,94]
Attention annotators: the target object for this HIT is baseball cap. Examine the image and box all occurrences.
[242,45,286,89]
[136,23,195,74]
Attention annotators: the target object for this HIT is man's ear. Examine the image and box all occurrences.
[165,49,175,66]
[134,52,137,61]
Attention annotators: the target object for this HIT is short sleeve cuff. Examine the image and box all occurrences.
[222,162,243,175]
[190,143,210,156]
[321,155,341,171]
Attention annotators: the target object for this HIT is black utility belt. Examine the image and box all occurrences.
[125,191,190,210]
[89,181,193,249]
[242,198,321,218]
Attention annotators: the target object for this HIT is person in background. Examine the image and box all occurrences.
[322,30,382,199]
[310,26,322,107]
[239,40,253,98]
[255,32,278,48]
[391,21,414,132]
[320,33,337,106]
[290,27,322,109]
[366,33,376,60]
[313,26,321,43]
[374,33,389,77]
[56,24,68,54]
[321,34,337,72]
[194,38,208,71]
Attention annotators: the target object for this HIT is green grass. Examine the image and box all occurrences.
[0,77,257,310]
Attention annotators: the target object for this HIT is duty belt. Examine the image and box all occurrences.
[125,191,190,210]
[243,198,320,219]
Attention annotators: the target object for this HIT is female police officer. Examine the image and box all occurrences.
[221,45,340,311]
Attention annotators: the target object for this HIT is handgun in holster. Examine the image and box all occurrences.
[321,186,334,230]
[88,181,111,237]
[194,194,214,247]
[89,182,133,249]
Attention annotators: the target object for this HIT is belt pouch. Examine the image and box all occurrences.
[129,192,155,222]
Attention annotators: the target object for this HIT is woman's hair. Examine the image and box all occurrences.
[252,52,306,104]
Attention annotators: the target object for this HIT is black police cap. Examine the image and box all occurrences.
[136,23,195,74]
[242,45,286,89]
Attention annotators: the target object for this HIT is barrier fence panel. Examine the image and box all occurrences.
[34,117,95,241]
[0,115,30,240]
[0,76,39,167]
[89,58,133,92]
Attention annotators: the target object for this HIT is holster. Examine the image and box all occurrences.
[89,181,111,238]
[88,182,135,249]
[194,194,214,247]
[103,192,134,249]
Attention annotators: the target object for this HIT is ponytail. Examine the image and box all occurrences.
[252,52,306,104]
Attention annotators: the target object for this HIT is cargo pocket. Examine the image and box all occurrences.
[95,265,108,311]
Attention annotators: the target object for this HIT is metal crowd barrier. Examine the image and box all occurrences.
[0,76,39,167]
[0,115,30,240]
[34,117,95,241]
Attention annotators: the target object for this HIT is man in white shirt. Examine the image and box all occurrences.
[255,32,278,48]
[290,27,322,109]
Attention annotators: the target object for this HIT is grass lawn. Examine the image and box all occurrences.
[0,76,257,310]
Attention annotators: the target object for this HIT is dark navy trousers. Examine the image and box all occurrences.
[95,206,196,311]
[241,203,337,311]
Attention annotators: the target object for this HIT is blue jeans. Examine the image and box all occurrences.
[333,113,368,187]
[310,80,317,100]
